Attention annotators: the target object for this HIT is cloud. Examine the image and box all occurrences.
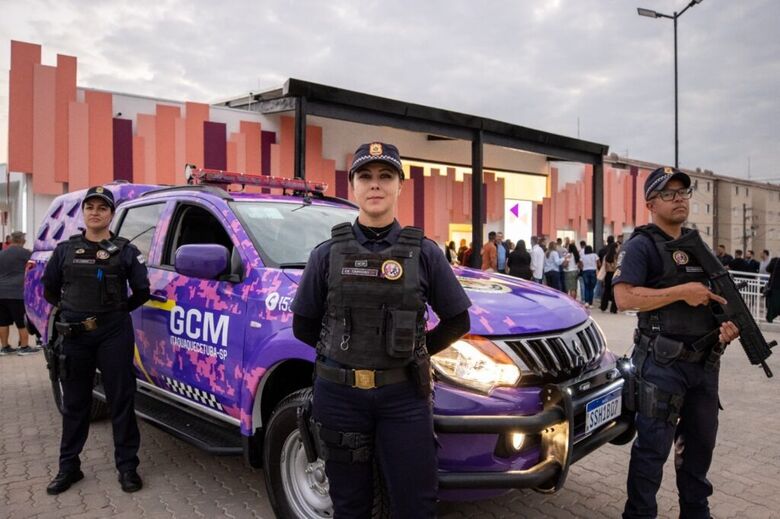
[1,0,778,182]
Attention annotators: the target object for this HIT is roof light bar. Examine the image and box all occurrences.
[184,164,327,194]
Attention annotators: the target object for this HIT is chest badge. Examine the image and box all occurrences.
[355,259,368,268]
[672,250,689,265]
[381,259,403,281]
[96,250,110,260]
[75,248,86,255]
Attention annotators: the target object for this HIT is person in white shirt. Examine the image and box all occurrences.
[759,250,771,275]
[530,236,546,283]
[543,242,563,291]
[580,245,599,306]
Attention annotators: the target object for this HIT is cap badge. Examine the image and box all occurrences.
[672,250,689,265]
[96,250,110,260]
[663,167,674,175]
[369,143,383,157]
[381,259,403,281]
[96,186,104,193]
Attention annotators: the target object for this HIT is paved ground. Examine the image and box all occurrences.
[1,312,778,518]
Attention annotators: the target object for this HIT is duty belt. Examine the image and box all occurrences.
[54,317,99,337]
[316,361,411,389]
[636,329,719,364]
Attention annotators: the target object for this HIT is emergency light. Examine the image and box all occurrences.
[184,164,327,194]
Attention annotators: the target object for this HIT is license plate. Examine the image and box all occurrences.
[585,388,622,433]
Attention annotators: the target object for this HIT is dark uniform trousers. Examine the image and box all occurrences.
[59,314,140,474]
[624,352,719,519]
[313,377,438,519]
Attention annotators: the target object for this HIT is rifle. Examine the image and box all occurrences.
[668,230,776,377]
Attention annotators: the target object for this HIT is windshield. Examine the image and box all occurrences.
[233,201,357,267]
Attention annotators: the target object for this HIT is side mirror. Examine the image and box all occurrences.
[175,244,229,280]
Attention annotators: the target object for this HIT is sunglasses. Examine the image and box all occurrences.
[650,187,694,201]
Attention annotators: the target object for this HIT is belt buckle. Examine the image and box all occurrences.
[83,317,98,331]
[353,369,376,390]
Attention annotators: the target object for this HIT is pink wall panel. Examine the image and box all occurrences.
[137,114,156,184]
[8,41,41,174]
[240,121,262,174]
[584,165,593,219]
[541,197,552,237]
[68,101,90,191]
[155,104,180,185]
[185,102,208,167]
[270,144,281,177]
[451,175,464,224]
[636,169,651,226]
[55,54,77,183]
[279,116,294,178]
[226,138,237,173]
[175,117,185,183]
[321,159,336,197]
[132,136,145,185]
[462,174,472,221]
[32,65,60,195]
[397,177,414,227]
[305,125,323,181]
[85,90,113,186]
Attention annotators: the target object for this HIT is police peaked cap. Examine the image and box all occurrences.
[349,142,404,180]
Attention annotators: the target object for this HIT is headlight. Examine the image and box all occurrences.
[431,336,521,393]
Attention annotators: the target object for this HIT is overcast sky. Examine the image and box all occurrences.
[1,0,778,182]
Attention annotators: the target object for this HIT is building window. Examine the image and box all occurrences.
[707,182,711,192]
[736,186,739,195]
[693,179,698,190]
[746,187,749,196]
[706,226,710,236]
[693,202,699,214]
[706,203,711,214]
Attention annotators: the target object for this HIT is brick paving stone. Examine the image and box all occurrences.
[2,313,778,518]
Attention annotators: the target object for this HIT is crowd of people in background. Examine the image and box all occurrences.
[442,232,780,320]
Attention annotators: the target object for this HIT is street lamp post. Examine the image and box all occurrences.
[638,0,704,169]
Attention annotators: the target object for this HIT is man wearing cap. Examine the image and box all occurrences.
[613,167,740,518]
[42,186,150,495]
[0,231,40,355]
[292,142,471,517]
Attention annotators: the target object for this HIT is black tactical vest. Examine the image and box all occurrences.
[60,233,129,314]
[634,225,719,338]
[317,223,427,369]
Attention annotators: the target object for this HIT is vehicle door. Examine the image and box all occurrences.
[112,200,169,384]
[142,199,247,418]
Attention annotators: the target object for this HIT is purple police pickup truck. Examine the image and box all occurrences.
[25,179,635,518]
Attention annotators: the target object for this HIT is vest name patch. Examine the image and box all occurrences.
[342,267,379,277]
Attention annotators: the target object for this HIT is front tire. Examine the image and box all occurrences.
[263,388,390,519]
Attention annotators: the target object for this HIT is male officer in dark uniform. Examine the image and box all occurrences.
[614,167,740,518]
[43,186,150,495]
[292,142,471,518]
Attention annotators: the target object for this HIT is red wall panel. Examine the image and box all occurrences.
[85,90,113,186]
[240,121,262,174]
[185,102,209,168]
[137,114,156,184]
[8,41,41,173]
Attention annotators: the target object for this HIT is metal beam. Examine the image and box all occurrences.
[294,97,306,179]
[471,131,484,268]
[484,131,603,166]
[592,160,604,251]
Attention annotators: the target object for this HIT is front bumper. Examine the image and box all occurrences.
[434,363,635,492]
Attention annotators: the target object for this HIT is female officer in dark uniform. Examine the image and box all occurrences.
[292,143,471,518]
[43,186,150,495]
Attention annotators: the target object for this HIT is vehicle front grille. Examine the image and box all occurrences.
[500,320,606,379]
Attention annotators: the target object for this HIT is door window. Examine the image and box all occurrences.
[115,203,165,260]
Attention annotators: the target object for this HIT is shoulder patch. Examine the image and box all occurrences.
[136,254,146,265]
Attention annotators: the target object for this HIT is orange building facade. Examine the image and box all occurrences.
[5,40,663,247]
